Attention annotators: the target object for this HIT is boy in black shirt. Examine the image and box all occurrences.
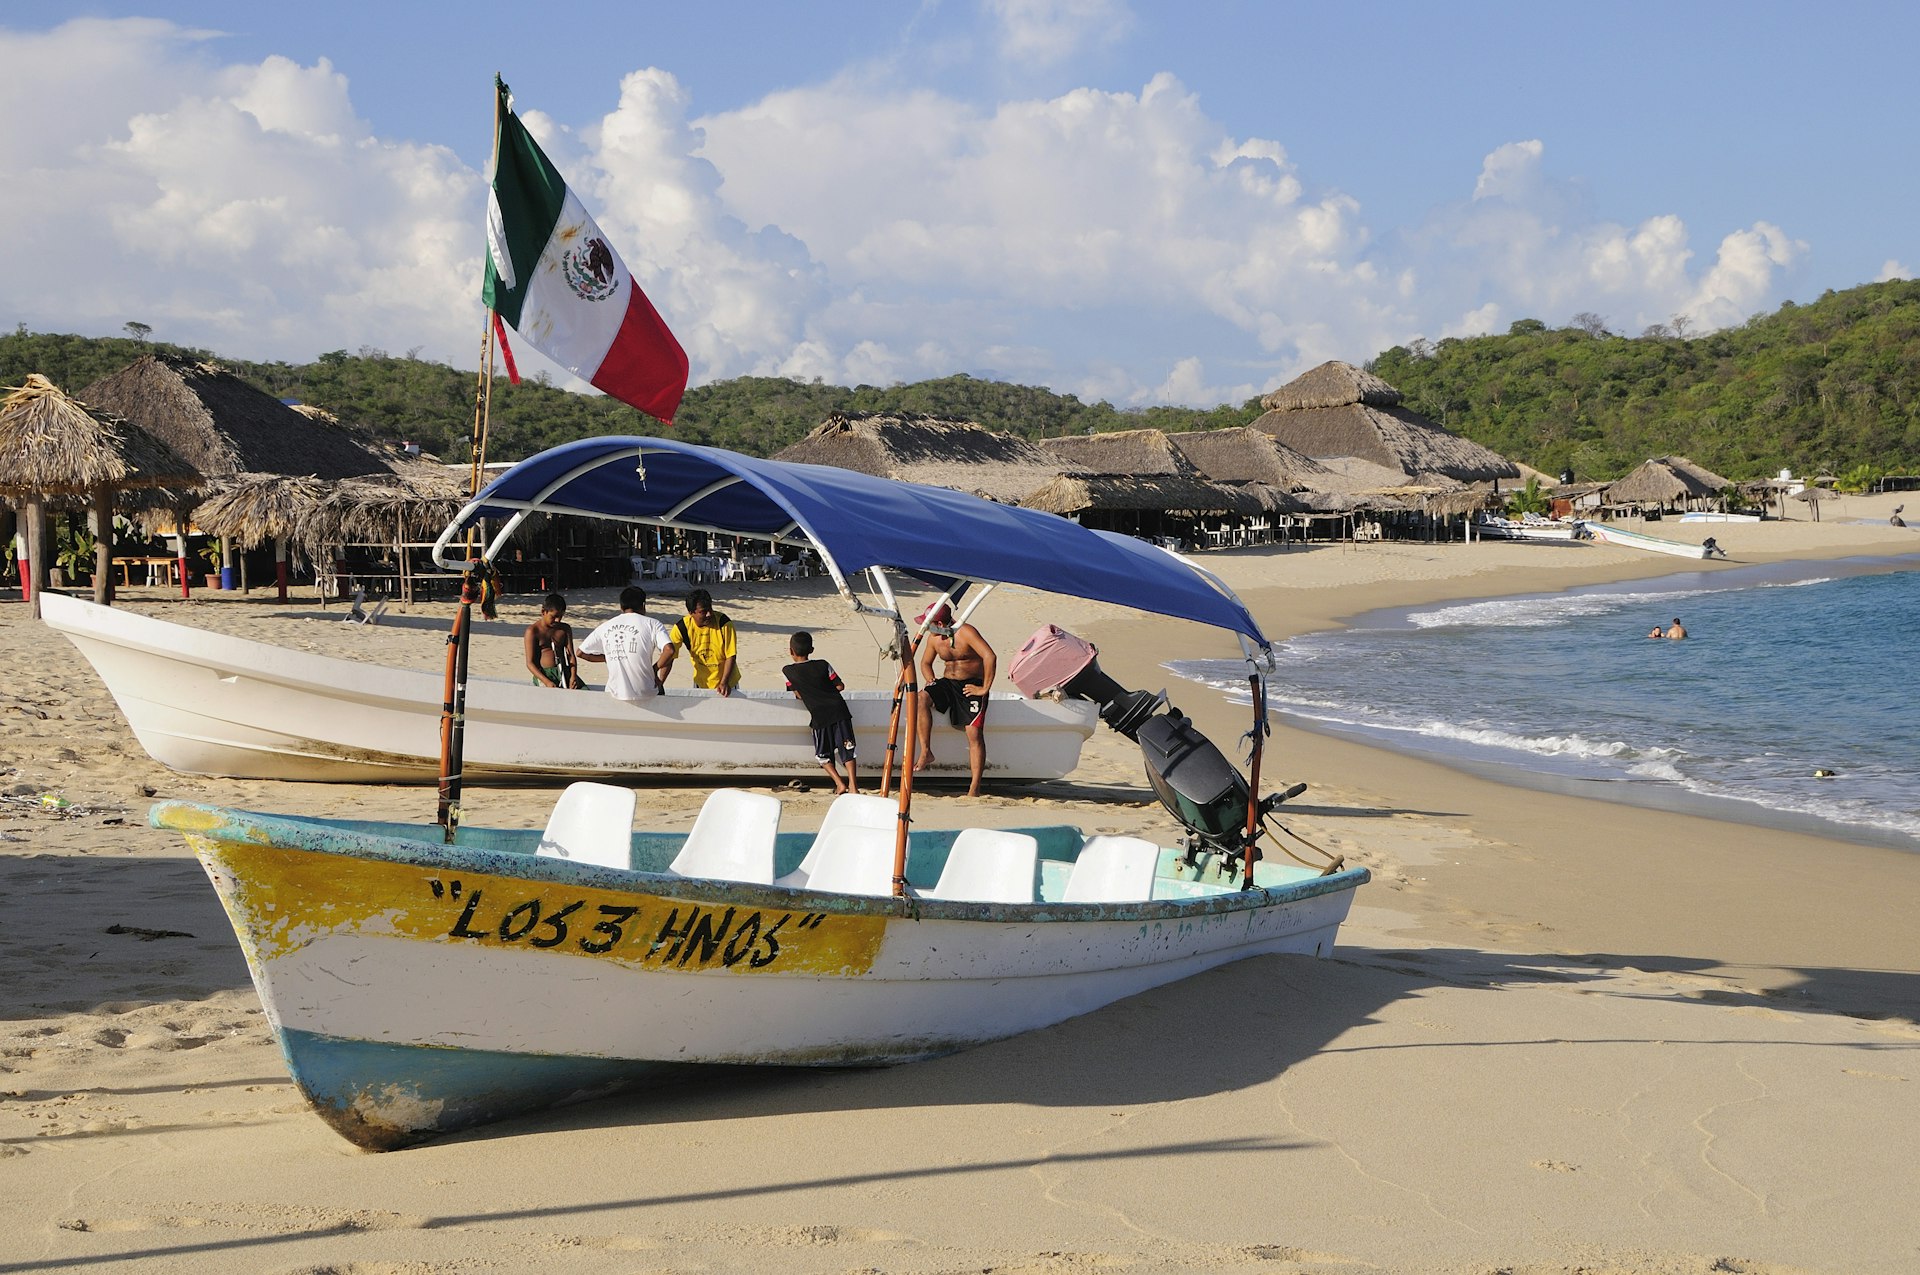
[783,631,857,793]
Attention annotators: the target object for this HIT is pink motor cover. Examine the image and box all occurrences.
[1007,624,1097,698]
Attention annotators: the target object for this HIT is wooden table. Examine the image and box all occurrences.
[114,556,179,587]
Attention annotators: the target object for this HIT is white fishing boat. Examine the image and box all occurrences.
[1676,511,1762,523]
[1574,520,1711,559]
[1472,514,1580,542]
[39,591,1094,784]
[152,435,1368,1148]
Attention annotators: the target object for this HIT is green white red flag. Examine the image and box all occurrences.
[483,78,688,423]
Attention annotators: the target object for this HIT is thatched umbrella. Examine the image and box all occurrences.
[191,472,333,598]
[293,473,468,604]
[1792,486,1837,522]
[1251,360,1520,485]
[0,373,202,613]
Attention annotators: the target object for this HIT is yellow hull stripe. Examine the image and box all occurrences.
[190,835,887,977]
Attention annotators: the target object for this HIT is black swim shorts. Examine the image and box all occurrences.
[927,677,986,729]
[811,717,857,763]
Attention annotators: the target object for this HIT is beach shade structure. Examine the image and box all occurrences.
[292,472,469,605]
[773,411,1080,503]
[1250,360,1521,486]
[1603,456,1736,513]
[0,374,203,615]
[1793,485,1838,521]
[190,473,331,601]
[79,353,399,599]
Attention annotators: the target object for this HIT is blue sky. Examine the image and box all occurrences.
[6,2,1915,409]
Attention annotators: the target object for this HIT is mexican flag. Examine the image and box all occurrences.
[483,78,689,424]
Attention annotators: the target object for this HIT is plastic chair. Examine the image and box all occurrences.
[776,793,898,889]
[803,825,899,896]
[667,789,783,884]
[922,828,1038,904]
[1062,835,1162,903]
[536,782,636,869]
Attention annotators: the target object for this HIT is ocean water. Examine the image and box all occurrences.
[1168,555,1920,852]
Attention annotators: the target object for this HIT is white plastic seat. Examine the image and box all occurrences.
[536,782,636,869]
[668,789,783,884]
[1062,835,1162,903]
[923,828,1038,904]
[776,793,898,889]
[802,825,900,896]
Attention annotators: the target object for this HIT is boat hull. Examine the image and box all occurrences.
[1473,518,1579,542]
[158,802,1366,1148]
[1574,521,1710,558]
[42,592,1094,782]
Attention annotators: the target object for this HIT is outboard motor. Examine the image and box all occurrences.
[1008,624,1304,870]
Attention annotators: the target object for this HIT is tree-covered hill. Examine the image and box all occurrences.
[1369,279,1920,482]
[8,278,1919,481]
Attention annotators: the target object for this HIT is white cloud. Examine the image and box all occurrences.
[0,20,476,365]
[1472,139,1545,201]
[985,0,1132,66]
[1878,258,1913,281]
[1,19,1827,409]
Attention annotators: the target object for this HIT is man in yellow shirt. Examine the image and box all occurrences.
[662,588,741,696]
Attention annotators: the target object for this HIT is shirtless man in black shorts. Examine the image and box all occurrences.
[913,601,996,797]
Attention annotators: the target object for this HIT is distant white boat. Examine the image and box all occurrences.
[1574,521,1710,559]
[1677,511,1761,523]
[1473,515,1580,542]
[40,592,1096,784]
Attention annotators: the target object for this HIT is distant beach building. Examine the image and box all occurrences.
[1251,360,1520,487]
[1603,456,1736,515]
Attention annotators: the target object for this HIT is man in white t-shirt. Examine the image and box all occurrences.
[576,586,672,703]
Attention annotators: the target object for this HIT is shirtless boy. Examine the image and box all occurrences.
[913,601,996,797]
[523,592,582,688]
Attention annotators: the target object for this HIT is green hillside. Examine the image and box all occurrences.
[8,278,1920,482]
[1368,279,1920,482]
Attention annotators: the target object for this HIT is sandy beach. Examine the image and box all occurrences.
[4,492,1919,1274]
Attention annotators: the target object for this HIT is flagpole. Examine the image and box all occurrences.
[438,81,507,841]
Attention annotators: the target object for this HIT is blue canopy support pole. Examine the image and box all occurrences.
[1241,670,1268,890]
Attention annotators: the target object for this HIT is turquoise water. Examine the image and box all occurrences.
[1169,555,1920,851]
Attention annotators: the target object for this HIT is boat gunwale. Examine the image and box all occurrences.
[152,800,1370,925]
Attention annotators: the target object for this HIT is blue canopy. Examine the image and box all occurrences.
[441,436,1268,646]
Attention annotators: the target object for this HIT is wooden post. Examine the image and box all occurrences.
[91,489,114,606]
[173,524,190,598]
[22,497,44,616]
[274,537,289,602]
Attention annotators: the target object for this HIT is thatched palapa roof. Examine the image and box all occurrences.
[0,374,202,498]
[79,353,396,487]
[1252,360,1520,485]
[774,412,1079,503]
[1020,473,1279,517]
[1259,360,1403,412]
[1165,427,1338,492]
[1604,456,1735,506]
[1037,429,1199,477]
